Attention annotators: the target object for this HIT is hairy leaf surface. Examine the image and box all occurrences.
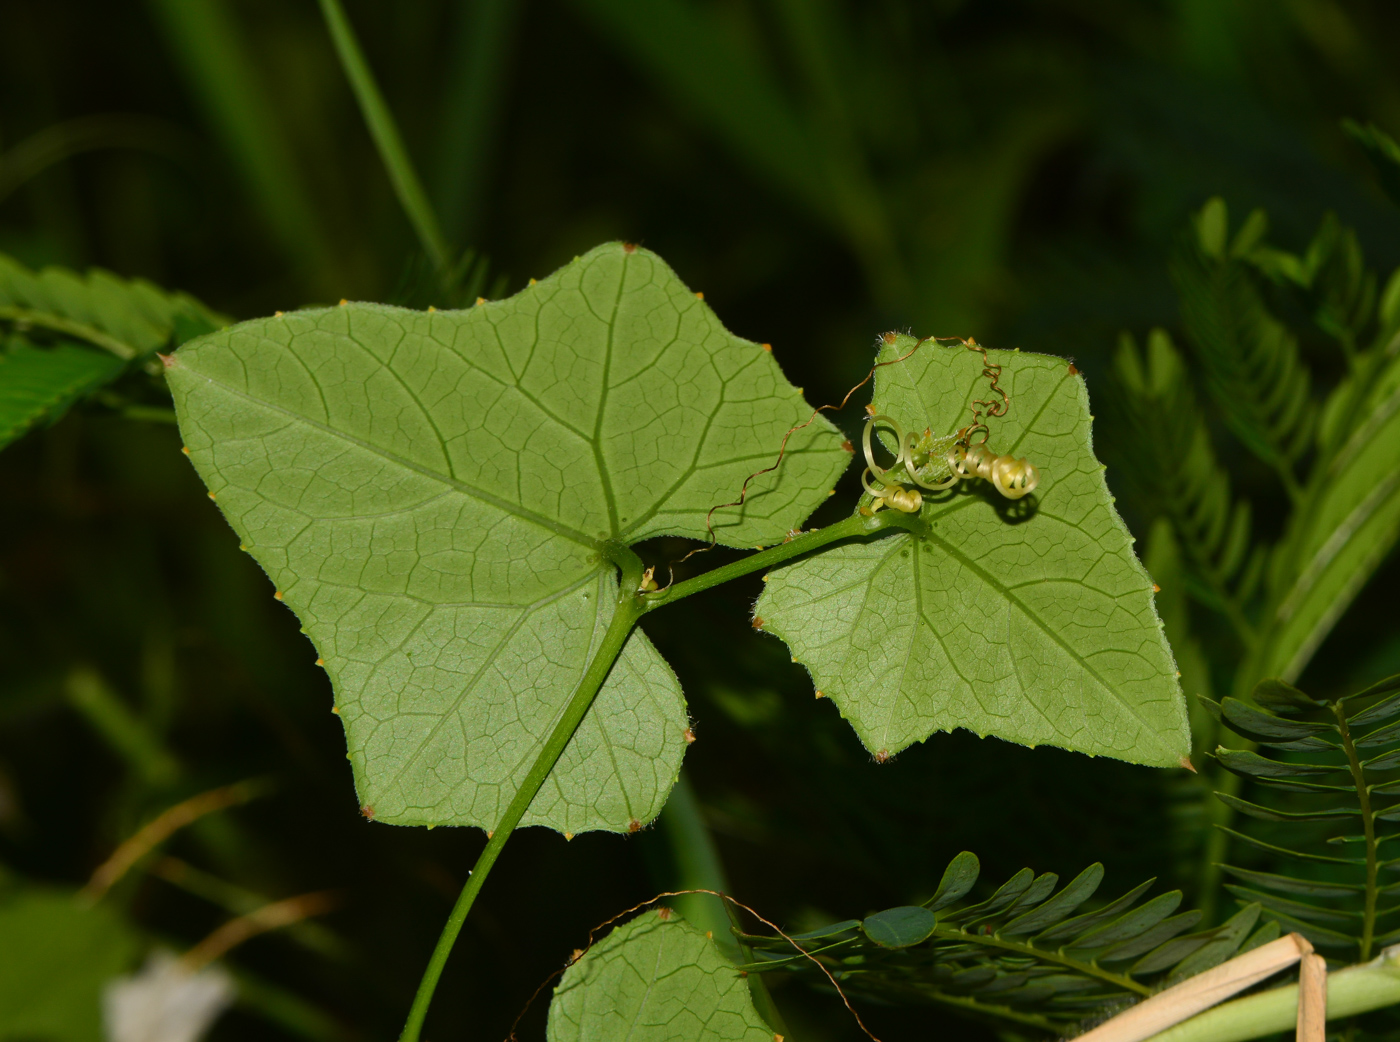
[548,910,772,1042]
[168,243,847,831]
[756,335,1188,766]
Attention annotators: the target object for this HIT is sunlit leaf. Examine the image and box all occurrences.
[756,334,1188,766]
[167,242,848,832]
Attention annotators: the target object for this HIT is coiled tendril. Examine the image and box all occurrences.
[860,339,1040,514]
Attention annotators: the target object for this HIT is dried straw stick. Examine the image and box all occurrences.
[1296,952,1327,1042]
[1075,933,1313,1042]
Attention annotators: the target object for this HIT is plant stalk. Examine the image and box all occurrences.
[396,553,646,1042]
[1337,702,1379,961]
[644,510,906,611]
[318,0,452,272]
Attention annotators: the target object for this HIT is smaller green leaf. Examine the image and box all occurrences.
[1252,678,1321,713]
[1253,907,1357,951]
[943,868,1034,924]
[547,909,773,1042]
[1168,903,1261,981]
[1343,673,1400,706]
[1213,747,1338,780]
[1035,879,1155,944]
[925,851,980,911]
[1214,792,1356,823]
[1364,748,1400,772]
[1356,719,1400,748]
[1066,891,1182,950]
[1346,688,1400,729]
[1343,120,1400,207]
[1130,931,1216,975]
[863,906,937,949]
[1216,826,1365,865]
[1222,885,1357,927]
[785,920,860,943]
[1237,919,1283,955]
[999,863,1104,937]
[1217,864,1361,898]
[973,873,1057,927]
[1369,780,1400,797]
[1374,804,1400,822]
[1098,911,1202,963]
[0,340,124,449]
[1220,697,1336,743]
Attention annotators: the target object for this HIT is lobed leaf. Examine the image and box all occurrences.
[168,243,848,831]
[756,334,1189,767]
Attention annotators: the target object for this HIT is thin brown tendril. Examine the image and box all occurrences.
[955,339,1009,448]
[505,888,881,1042]
[661,334,931,588]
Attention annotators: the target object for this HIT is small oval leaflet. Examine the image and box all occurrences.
[862,905,937,948]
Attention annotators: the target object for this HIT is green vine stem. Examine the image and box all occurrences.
[397,509,907,1040]
[397,549,646,1042]
[1336,701,1380,961]
[1145,945,1400,1042]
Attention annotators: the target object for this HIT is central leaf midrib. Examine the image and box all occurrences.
[180,361,601,548]
[591,253,629,535]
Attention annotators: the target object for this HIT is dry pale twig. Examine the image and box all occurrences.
[1075,933,1314,1042]
[1296,952,1327,1042]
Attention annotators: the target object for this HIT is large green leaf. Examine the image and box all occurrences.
[0,888,141,1042]
[167,243,848,832]
[755,334,1189,767]
[1260,349,1400,681]
[0,252,222,449]
[548,909,773,1042]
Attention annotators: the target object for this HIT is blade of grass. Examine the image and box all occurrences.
[144,0,338,287]
[433,0,521,244]
[318,0,451,272]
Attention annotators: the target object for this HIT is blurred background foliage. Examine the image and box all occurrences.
[2,1,1399,1040]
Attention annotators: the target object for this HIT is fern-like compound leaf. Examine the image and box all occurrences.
[1171,198,1316,488]
[1211,674,1400,959]
[756,333,1189,768]
[733,851,1253,1036]
[0,252,221,449]
[167,243,849,833]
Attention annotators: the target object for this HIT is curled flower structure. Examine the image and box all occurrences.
[860,413,1040,514]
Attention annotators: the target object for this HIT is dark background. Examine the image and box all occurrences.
[2,2,1399,1040]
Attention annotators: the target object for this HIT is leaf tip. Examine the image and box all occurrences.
[331,706,339,715]
[273,591,284,601]
[761,342,772,352]
[881,331,897,346]
[656,906,673,919]
[564,831,573,840]
[360,804,374,820]
[1179,755,1197,773]
[1153,583,1161,593]
[841,439,855,453]
[875,748,890,764]
[181,446,190,456]
[815,690,825,699]
[158,352,176,369]
[683,727,697,744]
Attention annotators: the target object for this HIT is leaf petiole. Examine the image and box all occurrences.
[397,550,647,1042]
